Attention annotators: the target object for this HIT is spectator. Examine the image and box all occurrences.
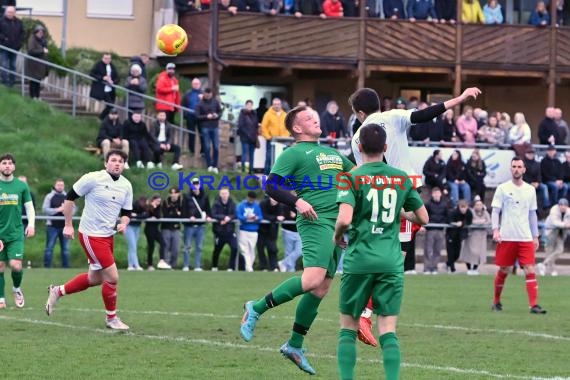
[508,112,532,155]
[446,150,472,207]
[541,145,568,205]
[342,0,359,16]
[477,114,505,145]
[182,77,203,155]
[459,196,491,275]
[407,0,437,21]
[295,0,327,17]
[523,147,550,211]
[0,5,24,87]
[563,150,570,197]
[149,111,184,170]
[42,179,73,268]
[129,53,150,80]
[201,0,212,10]
[182,177,211,271]
[96,108,129,167]
[424,187,448,274]
[438,109,460,143]
[446,199,472,273]
[323,0,344,17]
[384,0,406,18]
[554,108,570,145]
[233,0,261,12]
[538,199,570,276]
[394,97,407,109]
[236,191,263,272]
[456,105,478,145]
[256,98,268,124]
[175,0,200,14]
[538,107,560,145]
[277,202,302,272]
[462,0,485,23]
[529,0,550,26]
[125,196,147,271]
[382,96,393,112]
[466,148,487,200]
[435,0,456,22]
[498,112,513,140]
[124,64,147,115]
[473,107,487,129]
[483,0,503,23]
[145,195,169,270]
[26,25,48,99]
[89,53,119,121]
[123,111,153,169]
[423,149,447,190]
[237,99,259,175]
[161,187,183,269]
[260,98,288,174]
[196,87,222,174]
[257,196,284,271]
[155,62,180,124]
[556,0,566,26]
[408,96,419,110]
[211,188,242,271]
[320,100,346,143]
[409,102,430,142]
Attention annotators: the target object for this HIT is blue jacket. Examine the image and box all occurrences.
[529,9,550,25]
[483,4,503,24]
[407,0,437,19]
[384,0,405,18]
[236,200,263,232]
[182,88,202,115]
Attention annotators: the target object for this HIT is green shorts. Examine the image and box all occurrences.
[297,217,341,278]
[0,239,24,262]
[339,272,404,318]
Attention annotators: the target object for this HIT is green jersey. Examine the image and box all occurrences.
[336,161,424,274]
[0,178,32,242]
[271,141,354,219]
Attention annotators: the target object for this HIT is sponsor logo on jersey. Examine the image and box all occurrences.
[0,193,18,206]
[315,152,343,171]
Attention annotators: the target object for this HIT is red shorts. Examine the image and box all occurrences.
[495,241,535,267]
[79,232,115,270]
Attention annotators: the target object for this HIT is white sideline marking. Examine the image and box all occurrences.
[0,314,568,380]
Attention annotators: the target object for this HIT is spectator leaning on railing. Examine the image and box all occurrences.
[462,0,485,23]
[0,5,24,87]
[90,53,119,121]
[155,63,180,125]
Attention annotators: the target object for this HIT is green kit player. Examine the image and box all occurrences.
[0,153,36,309]
[240,106,354,375]
[334,124,428,380]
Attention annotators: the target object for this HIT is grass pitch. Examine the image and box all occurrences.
[2,269,570,379]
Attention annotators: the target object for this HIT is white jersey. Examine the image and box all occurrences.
[491,180,537,242]
[74,170,133,237]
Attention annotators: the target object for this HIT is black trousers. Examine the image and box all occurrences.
[402,239,416,271]
[29,80,41,98]
[153,144,181,164]
[446,236,462,272]
[145,226,165,267]
[212,232,244,270]
[256,233,278,270]
[99,92,116,120]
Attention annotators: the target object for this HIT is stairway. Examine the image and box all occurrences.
[40,90,99,118]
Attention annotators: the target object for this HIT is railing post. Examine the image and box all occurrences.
[20,53,25,97]
[179,107,184,148]
[72,72,77,117]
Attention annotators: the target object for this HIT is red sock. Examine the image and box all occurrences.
[62,273,91,295]
[366,297,373,311]
[102,281,117,320]
[525,273,538,307]
[493,271,508,304]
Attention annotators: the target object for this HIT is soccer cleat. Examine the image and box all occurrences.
[45,285,60,315]
[530,305,547,314]
[106,317,130,330]
[491,302,503,312]
[13,289,25,308]
[0,298,6,309]
[357,316,378,347]
[240,301,260,342]
[280,342,316,375]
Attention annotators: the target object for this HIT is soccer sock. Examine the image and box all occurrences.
[361,297,374,318]
[525,272,538,307]
[337,329,357,380]
[252,276,303,314]
[380,332,401,380]
[0,272,4,298]
[102,281,118,320]
[11,270,23,289]
[288,292,322,348]
[493,270,508,304]
[63,273,91,295]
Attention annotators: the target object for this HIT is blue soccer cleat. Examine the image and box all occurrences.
[280,341,316,375]
[240,301,259,342]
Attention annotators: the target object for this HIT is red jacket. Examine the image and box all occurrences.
[155,71,180,111]
[323,0,343,17]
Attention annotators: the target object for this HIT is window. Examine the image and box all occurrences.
[18,0,63,16]
[87,0,133,18]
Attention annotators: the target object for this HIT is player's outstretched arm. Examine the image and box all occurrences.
[443,87,482,110]
[409,87,482,125]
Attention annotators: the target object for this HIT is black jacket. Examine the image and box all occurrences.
[196,98,222,129]
[523,158,542,183]
[211,196,237,235]
[295,0,323,14]
[89,60,119,100]
[465,159,486,186]
[446,160,467,182]
[435,0,456,20]
[161,195,183,230]
[130,199,149,227]
[320,111,346,138]
[541,155,563,182]
[237,109,259,145]
[423,157,446,185]
[96,116,124,145]
[259,198,284,240]
[182,191,212,226]
[281,204,298,232]
[538,117,560,145]
[425,199,448,230]
[149,120,175,145]
[439,118,458,142]
[447,208,472,241]
[0,15,23,50]
[123,119,152,141]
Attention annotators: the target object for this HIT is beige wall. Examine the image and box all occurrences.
[31,0,154,57]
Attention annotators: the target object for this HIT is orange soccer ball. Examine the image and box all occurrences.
[156,24,189,55]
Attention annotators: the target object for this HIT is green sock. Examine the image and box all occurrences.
[0,272,4,298]
[337,329,357,380]
[252,276,304,314]
[380,332,400,380]
[288,292,322,348]
[11,270,23,289]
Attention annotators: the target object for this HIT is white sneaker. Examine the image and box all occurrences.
[194,267,203,272]
[45,285,60,315]
[472,270,480,276]
[157,162,163,169]
[124,162,130,170]
[171,163,183,171]
[146,162,155,169]
[136,161,144,168]
[211,267,218,272]
[467,270,474,276]
[135,266,144,271]
[207,166,214,172]
[127,267,135,271]
[537,262,546,276]
[157,260,172,270]
[551,271,559,277]
[13,288,24,308]
[212,167,219,174]
[226,268,234,272]
[147,265,155,271]
[431,271,438,275]
[105,317,130,331]
[404,270,417,275]
[182,267,189,272]
[277,260,286,272]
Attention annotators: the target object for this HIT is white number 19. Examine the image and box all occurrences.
[366,188,397,223]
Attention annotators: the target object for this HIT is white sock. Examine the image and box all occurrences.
[361,307,373,318]
[12,287,21,293]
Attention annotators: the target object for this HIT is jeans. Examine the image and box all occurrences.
[44,225,71,268]
[264,140,272,174]
[183,225,206,269]
[0,50,16,86]
[536,183,550,208]
[202,127,219,168]
[545,181,568,206]
[124,224,141,268]
[162,229,181,268]
[448,181,472,206]
[256,233,278,271]
[281,229,302,272]
[241,140,255,174]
